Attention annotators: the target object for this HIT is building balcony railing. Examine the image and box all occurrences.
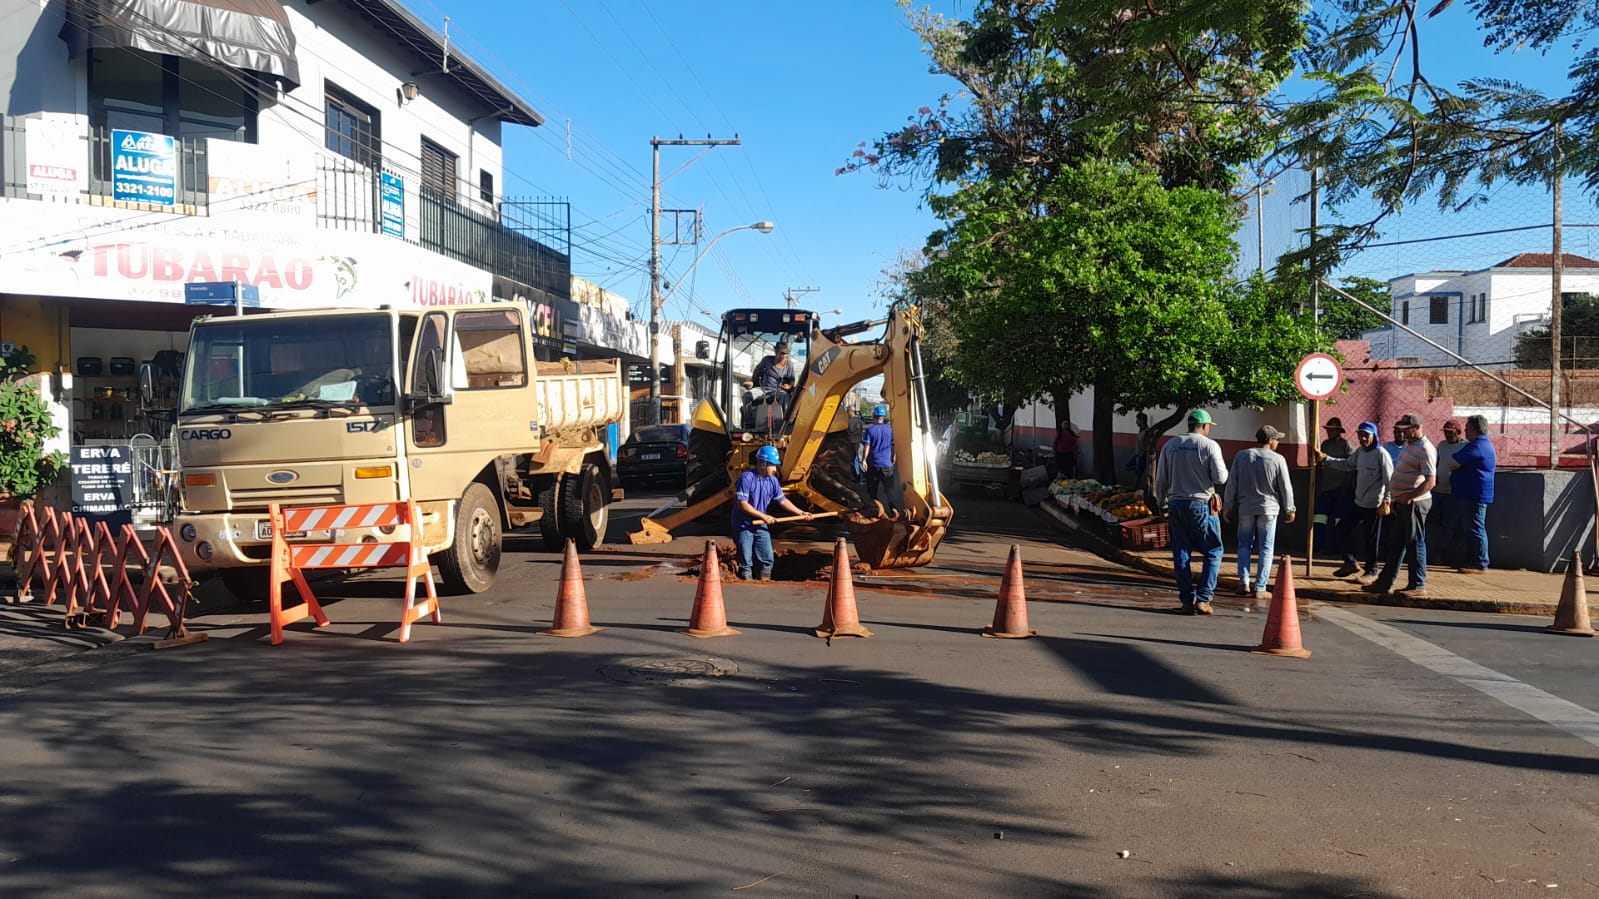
[0,114,570,299]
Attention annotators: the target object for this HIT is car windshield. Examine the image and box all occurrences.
[182,313,395,412]
[633,425,687,443]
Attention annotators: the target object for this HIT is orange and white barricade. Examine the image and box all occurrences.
[267,500,440,645]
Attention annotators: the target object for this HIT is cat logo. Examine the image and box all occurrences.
[181,428,232,440]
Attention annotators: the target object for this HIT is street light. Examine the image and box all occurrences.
[649,221,775,423]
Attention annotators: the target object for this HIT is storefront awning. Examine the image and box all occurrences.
[60,0,300,90]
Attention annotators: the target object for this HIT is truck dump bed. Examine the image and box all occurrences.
[534,359,624,432]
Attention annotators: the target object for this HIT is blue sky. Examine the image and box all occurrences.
[392,0,963,326]
[395,0,1587,321]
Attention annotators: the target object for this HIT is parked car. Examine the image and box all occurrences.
[617,423,693,488]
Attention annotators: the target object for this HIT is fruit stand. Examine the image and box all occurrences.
[1046,478,1169,549]
[947,449,1014,492]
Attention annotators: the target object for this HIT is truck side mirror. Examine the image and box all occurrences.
[138,363,155,407]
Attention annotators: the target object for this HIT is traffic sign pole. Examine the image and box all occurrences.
[1294,353,1344,578]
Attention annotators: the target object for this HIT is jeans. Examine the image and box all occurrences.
[734,527,773,579]
[1168,498,1224,605]
[1375,497,1431,591]
[1236,513,1278,593]
[866,466,899,512]
[1339,505,1383,575]
[1462,501,1490,569]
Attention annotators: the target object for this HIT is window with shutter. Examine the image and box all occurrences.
[421,138,457,199]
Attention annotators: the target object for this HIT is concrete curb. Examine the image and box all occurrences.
[1036,501,1564,617]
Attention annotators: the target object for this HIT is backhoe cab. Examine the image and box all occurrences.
[628,305,952,570]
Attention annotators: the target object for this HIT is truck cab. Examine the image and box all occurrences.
[165,303,623,599]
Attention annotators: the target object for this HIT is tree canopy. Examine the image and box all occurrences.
[909,158,1322,480]
[1515,294,1599,369]
[1277,0,1598,266]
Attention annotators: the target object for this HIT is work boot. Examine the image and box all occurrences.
[1361,582,1389,594]
[1194,601,1214,616]
[1253,590,1271,602]
[1332,563,1360,578]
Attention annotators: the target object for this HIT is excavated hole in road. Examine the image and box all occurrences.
[682,544,871,583]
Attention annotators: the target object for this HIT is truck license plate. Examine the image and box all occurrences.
[641,453,661,461]
[255,521,306,540]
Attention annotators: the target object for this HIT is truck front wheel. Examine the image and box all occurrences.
[435,482,501,594]
[559,464,609,551]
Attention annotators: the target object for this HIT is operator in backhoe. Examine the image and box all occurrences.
[740,340,797,429]
[732,445,815,581]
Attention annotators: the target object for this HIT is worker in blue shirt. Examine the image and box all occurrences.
[859,404,899,513]
[732,445,813,581]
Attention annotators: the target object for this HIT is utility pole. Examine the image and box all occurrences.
[783,287,820,310]
[649,134,740,425]
[1550,122,1564,470]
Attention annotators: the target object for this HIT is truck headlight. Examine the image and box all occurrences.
[195,541,214,561]
[180,524,197,542]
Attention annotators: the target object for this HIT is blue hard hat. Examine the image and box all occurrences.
[873,404,888,418]
[755,445,782,465]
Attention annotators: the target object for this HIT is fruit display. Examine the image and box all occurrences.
[1049,478,1102,497]
[952,449,1010,466]
[1075,488,1152,522]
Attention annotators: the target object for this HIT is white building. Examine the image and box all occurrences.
[1365,253,1599,368]
[0,0,572,447]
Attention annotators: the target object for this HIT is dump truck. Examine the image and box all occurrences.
[152,303,623,599]
[629,303,952,568]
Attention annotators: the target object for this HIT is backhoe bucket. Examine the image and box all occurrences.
[845,504,952,570]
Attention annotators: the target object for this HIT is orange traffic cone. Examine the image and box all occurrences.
[815,537,873,639]
[1252,554,1311,659]
[540,539,601,637]
[683,541,739,638]
[982,544,1036,638]
[1547,551,1595,637]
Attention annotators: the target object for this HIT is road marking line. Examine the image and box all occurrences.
[1316,605,1599,750]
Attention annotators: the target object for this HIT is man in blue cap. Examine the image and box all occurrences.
[732,445,813,581]
[1154,409,1228,615]
[1317,421,1394,580]
[860,404,899,513]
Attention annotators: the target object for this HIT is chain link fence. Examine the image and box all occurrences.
[1244,164,1599,468]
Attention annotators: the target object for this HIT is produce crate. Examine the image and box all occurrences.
[1117,516,1169,550]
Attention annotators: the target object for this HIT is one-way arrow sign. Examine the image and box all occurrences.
[1295,353,1343,401]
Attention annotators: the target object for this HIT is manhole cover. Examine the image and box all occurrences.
[599,656,740,687]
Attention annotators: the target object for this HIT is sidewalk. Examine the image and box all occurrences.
[1038,501,1593,616]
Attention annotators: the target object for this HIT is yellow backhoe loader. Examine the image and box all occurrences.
[628,304,952,569]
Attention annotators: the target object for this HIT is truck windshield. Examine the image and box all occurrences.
[182,314,396,412]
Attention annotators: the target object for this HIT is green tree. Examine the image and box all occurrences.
[910,159,1323,481]
[843,0,1307,193]
[1277,0,1598,265]
[1514,294,1599,369]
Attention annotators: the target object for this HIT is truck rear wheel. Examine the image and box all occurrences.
[537,478,563,551]
[559,464,609,551]
[435,482,501,594]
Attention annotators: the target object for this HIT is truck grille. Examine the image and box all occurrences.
[230,485,343,511]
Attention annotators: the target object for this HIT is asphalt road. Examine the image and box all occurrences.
[1,491,1596,898]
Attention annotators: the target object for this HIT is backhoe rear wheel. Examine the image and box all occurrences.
[435,482,501,594]
[559,464,609,551]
